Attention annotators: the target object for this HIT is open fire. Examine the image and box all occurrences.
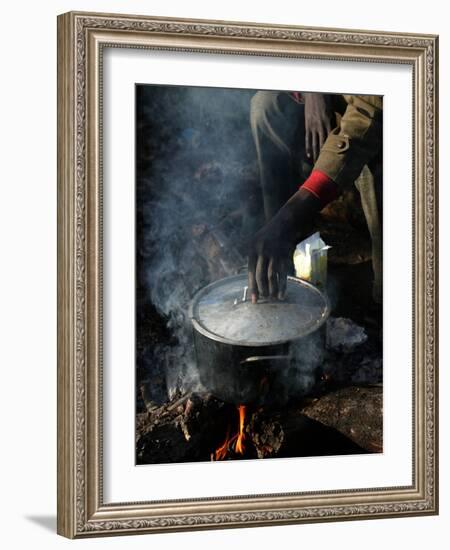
[212,405,247,460]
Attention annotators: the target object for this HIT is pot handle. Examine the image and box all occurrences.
[233,286,248,305]
[240,355,291,367]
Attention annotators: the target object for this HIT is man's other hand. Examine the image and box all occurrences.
[303,93,335,162]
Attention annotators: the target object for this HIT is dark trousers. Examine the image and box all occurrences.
[250,91,308,221]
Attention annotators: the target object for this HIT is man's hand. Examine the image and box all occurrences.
[247,188,321,303]
[247,220,292,303]
[303,93,335,162]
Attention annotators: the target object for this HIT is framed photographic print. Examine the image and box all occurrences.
[57,11,439,538]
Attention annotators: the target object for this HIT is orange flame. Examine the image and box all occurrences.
[214,427,231,461]
[235,405,246,454]
[212,405,247,460]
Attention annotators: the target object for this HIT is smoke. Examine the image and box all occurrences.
[136,85,261,403]
[136,85,377,409]
[290,330,327,393]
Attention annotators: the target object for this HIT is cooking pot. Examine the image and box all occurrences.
[189,273,330,406]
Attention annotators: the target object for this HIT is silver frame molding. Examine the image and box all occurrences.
[57,11,439,538]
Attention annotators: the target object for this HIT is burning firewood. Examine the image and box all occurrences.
[136,387,380,465]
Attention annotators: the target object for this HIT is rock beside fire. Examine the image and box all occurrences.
[300,386,383,453]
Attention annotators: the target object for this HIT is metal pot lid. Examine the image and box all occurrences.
[189,273,330,347]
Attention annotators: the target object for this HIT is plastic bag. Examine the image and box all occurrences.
[293,232,331,289]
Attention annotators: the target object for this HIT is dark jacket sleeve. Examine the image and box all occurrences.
[313,94,383,187]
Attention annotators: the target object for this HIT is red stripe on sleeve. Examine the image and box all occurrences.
[290,92,303,104]
[300,170,339,208]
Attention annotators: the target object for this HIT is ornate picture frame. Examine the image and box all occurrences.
[57,11,438,538]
